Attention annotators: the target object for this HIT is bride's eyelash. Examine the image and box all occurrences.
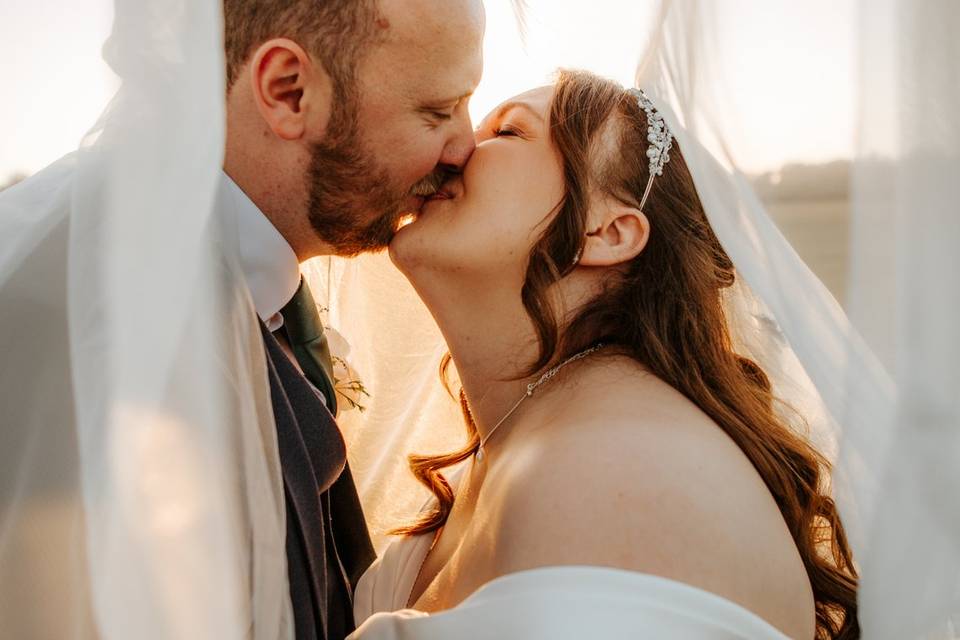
[494,125,521,137]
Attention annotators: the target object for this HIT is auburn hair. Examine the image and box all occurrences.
[394,69,859,639]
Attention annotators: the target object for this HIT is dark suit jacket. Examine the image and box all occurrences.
[260,323,376,640]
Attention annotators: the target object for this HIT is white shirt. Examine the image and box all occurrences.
[216,172,331,409]
[216,172,301,332]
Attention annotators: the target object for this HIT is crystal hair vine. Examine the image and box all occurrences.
[573,88,674,269]
[628,88,674,211]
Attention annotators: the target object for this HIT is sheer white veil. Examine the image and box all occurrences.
[843,1,960,635]
[0,0,291,637]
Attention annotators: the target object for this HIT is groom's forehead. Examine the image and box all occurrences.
[369,0,484,96]
[377,0,485,53]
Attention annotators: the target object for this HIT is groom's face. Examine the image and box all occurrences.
[307,0,485,256]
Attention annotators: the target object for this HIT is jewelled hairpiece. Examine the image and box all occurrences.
[572,88,674,269]
[627,88,674,211]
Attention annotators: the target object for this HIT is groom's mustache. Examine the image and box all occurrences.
[409,169,454,198]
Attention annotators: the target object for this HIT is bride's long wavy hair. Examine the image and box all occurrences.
[393,70,859,639]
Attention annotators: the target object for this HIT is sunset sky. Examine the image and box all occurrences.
[0,0,856,180]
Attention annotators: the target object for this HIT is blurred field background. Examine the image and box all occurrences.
[753,161,850,305]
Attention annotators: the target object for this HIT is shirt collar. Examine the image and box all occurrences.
[218,172,301,332]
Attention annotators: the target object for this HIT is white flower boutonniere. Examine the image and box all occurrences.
[324,324,370,413]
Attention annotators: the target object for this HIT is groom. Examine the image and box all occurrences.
[221,0,484,638]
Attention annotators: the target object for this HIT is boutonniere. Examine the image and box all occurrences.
[324,324,370,413]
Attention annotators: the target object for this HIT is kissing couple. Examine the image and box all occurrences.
[0,0,859,638]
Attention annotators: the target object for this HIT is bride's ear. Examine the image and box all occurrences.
[577,198,650,267]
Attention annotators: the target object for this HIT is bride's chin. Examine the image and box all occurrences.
[389,207,453,274]
[388,214,427,270]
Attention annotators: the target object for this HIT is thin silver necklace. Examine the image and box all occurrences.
[475,343,605,462]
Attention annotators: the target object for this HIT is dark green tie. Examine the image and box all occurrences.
[278,278,339,415]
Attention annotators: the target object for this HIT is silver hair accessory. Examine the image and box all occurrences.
[571,89,673,270]
[628,88,674,211]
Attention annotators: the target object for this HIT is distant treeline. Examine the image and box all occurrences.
[750,160,850,202]
[752,157,901,202]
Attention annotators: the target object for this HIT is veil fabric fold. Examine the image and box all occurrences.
[844,1,960,636]
[0,0,291,637]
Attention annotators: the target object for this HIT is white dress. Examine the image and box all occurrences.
[349,476,792,640]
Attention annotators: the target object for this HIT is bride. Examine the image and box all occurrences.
[348,70,858,639]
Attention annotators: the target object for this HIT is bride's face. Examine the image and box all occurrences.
[388,86,565,284]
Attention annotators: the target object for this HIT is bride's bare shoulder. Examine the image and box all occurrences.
[486,356,815,638]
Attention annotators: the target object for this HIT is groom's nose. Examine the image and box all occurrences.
[438,118,477,171]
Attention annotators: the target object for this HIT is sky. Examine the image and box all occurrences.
[0,0,856,180]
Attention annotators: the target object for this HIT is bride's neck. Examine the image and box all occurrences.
[416,276,544,443]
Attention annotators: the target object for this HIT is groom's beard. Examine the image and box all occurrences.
[307,129,446,257]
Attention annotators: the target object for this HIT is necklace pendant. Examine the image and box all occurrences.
[476,447,485,462]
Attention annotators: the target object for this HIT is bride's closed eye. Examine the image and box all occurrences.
[475,118,528,143]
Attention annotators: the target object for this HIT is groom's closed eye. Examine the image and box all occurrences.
[421,91,474,123]
[420,107,455,125]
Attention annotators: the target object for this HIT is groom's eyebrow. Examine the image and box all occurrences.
[496,101,543,122]
[426,90,475,108]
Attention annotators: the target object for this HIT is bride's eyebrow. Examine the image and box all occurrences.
[495,101,543,123]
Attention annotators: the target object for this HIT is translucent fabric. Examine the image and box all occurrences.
[301,256,464,548]
[844,1,960,637]
[0,0,291,637]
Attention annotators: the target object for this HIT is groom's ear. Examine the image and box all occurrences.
[249,38,334,142]
[578,195,650,267]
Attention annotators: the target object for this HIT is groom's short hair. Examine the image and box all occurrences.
[223,0,380,92]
